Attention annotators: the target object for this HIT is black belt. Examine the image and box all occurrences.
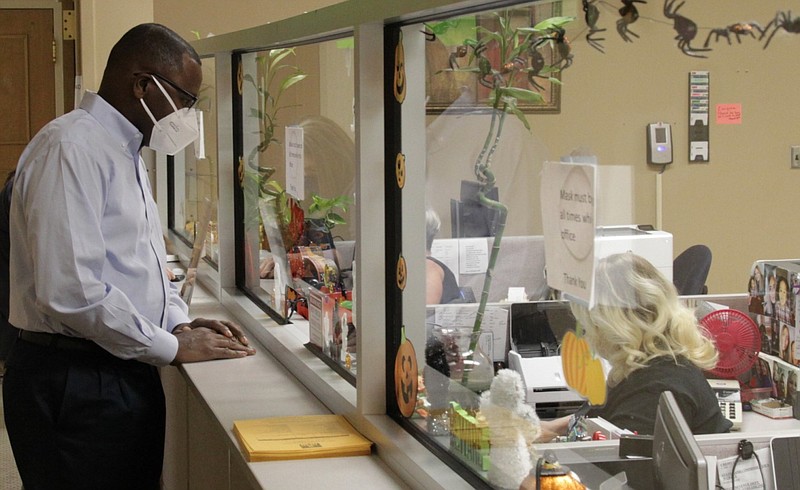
[18,330,102,353]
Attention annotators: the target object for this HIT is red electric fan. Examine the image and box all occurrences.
[699,309,761,379]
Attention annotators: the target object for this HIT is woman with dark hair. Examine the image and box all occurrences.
[775,275,794,324]
[786,371,798,405]
[748,275,764,314]
[764,271,777,317]
[746,357,773,390]
[780,324,792,362]
[426,208,461,304]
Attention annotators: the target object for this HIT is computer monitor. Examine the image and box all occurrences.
[450,180,500,238]
[652,391,709,490]
[510,301,575,357]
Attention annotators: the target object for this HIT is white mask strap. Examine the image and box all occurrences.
[140,98,161,129]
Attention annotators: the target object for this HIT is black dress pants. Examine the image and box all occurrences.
[3,336,165,490]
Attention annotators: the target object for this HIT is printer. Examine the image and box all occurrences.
[595,225,673,281]
[508,350,586,407]
[507,301,586,411]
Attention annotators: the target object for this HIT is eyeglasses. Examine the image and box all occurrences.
[148,72,198,109]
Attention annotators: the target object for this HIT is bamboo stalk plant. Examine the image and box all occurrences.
[443,11,574,385]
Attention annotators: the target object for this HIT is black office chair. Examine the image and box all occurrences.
[672,244,712,295]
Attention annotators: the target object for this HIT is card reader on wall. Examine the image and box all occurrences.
[647,122,673,165]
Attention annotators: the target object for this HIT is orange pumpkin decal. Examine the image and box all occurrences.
[396,255,407,291]
[393,32,406,104]
[237,60,244,95]
[395,153,406,189]
[561,331,606,406]
[394,326,418,417]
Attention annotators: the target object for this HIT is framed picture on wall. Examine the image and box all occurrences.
[425,0,563,114]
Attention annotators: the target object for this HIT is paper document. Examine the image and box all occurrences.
[234,414,372,462]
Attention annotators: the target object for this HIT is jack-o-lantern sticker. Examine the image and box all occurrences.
[395,153,406,189]
[237,60,243,96]
[561,330,606,406]
[396,255,407,291]
[394,326,418,418]
[393,31,406,104]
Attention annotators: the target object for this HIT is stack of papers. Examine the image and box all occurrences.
[233,414,373,462]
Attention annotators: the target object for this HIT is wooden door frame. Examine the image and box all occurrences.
[0,0,65,117]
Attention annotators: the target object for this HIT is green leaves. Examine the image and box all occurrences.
[517,16,575,35]
[308,193,353,231]
[499,86,544,104]
[247,48,306,163]
[449,11,574,126]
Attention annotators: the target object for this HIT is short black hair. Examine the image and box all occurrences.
[105,23,200,77]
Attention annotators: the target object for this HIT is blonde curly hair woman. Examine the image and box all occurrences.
[570,253,731,435]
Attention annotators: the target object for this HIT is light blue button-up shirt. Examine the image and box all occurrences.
[9,92,188,366]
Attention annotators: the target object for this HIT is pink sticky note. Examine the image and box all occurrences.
[716,104,742,124]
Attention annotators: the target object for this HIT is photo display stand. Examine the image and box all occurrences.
[180,198,213,305]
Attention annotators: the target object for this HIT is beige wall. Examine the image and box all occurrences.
[426,0,798,294]
[78,0,154,91]
[153,0,341,40]
[531,0,798,294]
[81,0,798,294]
[77,0,340,89]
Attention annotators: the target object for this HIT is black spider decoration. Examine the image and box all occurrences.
[526,47,548,91]
[533,27,573,71]
[704,23,760,48]
[663,0,711,58]
[582,0,606,52]
[760,11,800,49]
[448,45,468,70]
[617,0,646,42]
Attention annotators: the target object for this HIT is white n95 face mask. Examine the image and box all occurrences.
[140,76,199,156]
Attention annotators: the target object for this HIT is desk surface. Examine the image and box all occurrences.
[179,286,410,490]
[177,284,800,489]
[741,409,800,432]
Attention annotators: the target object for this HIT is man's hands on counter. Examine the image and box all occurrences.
[171,317,256,364]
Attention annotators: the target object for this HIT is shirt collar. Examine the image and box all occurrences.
[79,92,144,160]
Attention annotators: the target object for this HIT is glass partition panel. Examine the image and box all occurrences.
[170,57,219,266]
[392,1,591,486]
[237,37,357,377]
[393,0,726,485]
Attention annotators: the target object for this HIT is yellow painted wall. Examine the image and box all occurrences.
[80,0,799,294]
[78,0,154,91]
[152,0,341,41]
[424,0,798,294]
[530,0,798,294]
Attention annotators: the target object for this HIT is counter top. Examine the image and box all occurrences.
[173,284,410,489]
[170,281,800,489]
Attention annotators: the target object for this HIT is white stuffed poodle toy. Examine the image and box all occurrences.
[480,369,542,490]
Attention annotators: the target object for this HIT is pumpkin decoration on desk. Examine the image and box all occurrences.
[561,330,606,406]
[394,326,418,417]
[534,453,586,490]
[519,451,586,490]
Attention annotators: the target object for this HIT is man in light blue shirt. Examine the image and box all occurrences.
[3,23,255,490]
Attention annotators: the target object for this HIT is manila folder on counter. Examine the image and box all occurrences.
[233,414,372,462]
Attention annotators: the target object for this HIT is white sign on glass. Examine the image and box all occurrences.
[285,126,304,200]
[541,162,597,305]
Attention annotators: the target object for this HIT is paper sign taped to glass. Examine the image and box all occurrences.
[540,161,597,306]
